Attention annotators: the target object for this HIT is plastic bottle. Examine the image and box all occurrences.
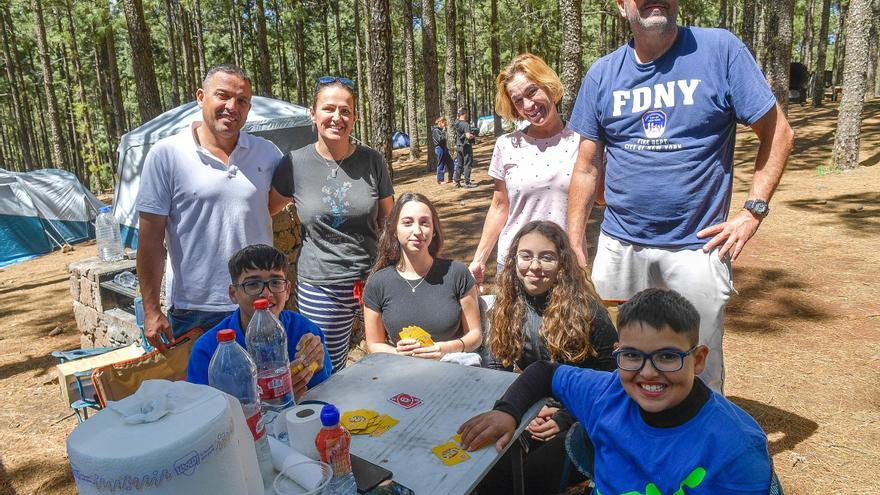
[95,206,124,262]
[315,404,357,495]
[246,298,294,413]
[208,329,274,485]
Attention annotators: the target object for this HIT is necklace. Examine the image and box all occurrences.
[318,144,355,180]
[397,261,432,292]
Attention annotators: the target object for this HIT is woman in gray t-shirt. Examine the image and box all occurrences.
[270,77,394,373]
[363,193,482,359]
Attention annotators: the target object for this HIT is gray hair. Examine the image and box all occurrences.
[203,64,252,88]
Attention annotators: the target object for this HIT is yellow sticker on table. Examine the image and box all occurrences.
[431,442,471,466]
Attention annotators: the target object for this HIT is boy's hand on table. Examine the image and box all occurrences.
[458,411,516,453]
[295,333,324,372]
[527,406,560,441]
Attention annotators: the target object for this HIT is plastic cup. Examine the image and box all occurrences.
[273,460,332,495]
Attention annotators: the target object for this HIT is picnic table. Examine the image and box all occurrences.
[301,352,541,495]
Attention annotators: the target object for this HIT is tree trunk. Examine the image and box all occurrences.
[354,0,368,140]
[831,1,848,96]
[122,0,163,121]
[421,0,441,170]
[31,0,67,168]
[457,10,468,118]
[271,0,290,101]
[63,0,99,184]
[163,0,181,107]
[361,0,374,139]
[444,0,458,158]
[761,0,794,113]
[294,0,308,105]
[368,0,395,169]
[193,0,206,80]
[0,8,35,170]
[865,0,880,96]
[802,0,815,68]
[402,0,420,159]
[831,0,873,170]
[177,1,197,97]
[720,0,728,28]
[332,0,344,74]
[741,0,757,55]
[560,0,582,119]
[812,0,833,104]
[490,0,501,137]
[254,0,273,96]
[322,4,331,75]
[230,0,244,68]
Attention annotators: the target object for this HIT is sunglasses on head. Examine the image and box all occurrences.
[315,76,357,94]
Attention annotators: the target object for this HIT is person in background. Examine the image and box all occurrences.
[270,76,394,373]
[566,0,793,393]
[453,107,477,188]
[363,193,481,360]
[432,117,454,185]
[187,244,331,401]
[137,64,282,351]
[468,54,581,291]
[479,221,617,494]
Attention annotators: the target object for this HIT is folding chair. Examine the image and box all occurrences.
[52,347,115,422]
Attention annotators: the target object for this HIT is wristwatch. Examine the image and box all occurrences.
[743,199,770,217]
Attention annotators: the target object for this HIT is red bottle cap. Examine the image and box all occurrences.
[216,329,236,342]
[253,299,270,310]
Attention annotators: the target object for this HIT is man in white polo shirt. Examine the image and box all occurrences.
[136,64,282,351]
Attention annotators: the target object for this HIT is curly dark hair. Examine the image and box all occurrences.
[490,221,602,367]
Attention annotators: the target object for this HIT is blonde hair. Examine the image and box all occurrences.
[435,116,447,126]
[495,53,564,122]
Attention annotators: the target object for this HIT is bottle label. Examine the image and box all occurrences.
[256,369,292,400]
[325,436,352,477]
[245,410,266,441]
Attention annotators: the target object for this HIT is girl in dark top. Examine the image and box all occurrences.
[481,220,617,494]
[431,117,454,185]
[363,192,482,359]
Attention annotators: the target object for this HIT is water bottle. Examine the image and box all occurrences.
[208,329,274,485]
[95,206,124,262]
[246,298,294,413]
[315,404,357,495]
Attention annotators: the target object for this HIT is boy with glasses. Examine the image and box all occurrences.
[460,288,778,494]
[187,244,331,401]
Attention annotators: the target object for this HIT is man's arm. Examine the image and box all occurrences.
[269,186,292,216]
[136,212,172,351]
[697,103,793,261]
[566,137,605,267]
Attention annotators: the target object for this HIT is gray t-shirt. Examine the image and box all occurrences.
[363,259,475,344]
[272,144,394,284]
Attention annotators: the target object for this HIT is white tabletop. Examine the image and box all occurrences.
[301,352,540,495]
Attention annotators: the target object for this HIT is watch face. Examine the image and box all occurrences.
[755,203,768,215]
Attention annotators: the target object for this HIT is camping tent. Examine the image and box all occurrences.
[392,131,410,149]
[113,96,316,248]
[0,168,104,267]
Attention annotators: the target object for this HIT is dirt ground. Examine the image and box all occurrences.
[1,100,878,494]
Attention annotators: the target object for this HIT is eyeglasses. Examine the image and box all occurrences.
[515,253,559,270]
[315,76,358,95]
[236,278,289,296]
[612,346,698,373]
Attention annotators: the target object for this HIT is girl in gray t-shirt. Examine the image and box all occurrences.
[362,193,482,360]
[269,77,394,373]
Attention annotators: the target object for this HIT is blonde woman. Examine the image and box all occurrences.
[469,53,582,289]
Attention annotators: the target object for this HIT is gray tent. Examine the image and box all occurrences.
[112,97,315,247]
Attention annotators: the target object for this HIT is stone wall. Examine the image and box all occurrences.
[68,257,143,349]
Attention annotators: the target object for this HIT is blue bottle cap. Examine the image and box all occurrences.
[320,404,340,426]
[99,206,111,214]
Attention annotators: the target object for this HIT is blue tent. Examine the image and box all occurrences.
[0,168,104,267]
[392,131,410,149]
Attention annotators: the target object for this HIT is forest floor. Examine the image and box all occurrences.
[0,99,878,494]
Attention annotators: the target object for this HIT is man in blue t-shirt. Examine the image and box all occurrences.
[187,244,331,398]
[566,0,794,392]
[459,289,778,494]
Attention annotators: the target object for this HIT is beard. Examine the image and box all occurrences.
[625,2,678,33]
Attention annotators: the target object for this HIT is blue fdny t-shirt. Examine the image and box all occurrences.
[187,309,332,387]
[552,366,772,494]
[568,27,776,248]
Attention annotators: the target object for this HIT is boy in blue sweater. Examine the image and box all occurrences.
[459,288,776,494]
[187,244,331,400]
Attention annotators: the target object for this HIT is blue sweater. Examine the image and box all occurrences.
[553,366,772,494]
[187,309,332,388]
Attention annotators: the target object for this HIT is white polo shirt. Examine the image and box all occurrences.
[136,123,282,311]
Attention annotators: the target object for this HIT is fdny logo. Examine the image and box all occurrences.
[642,110,667,139]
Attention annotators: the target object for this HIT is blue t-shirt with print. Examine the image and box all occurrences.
[552,365,772,494]
[187,309,332,387]
[568,27,776,249]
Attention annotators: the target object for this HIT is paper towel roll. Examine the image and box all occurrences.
[267,436,325,490]
[66,380,263,495]
[285,404,323,461]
